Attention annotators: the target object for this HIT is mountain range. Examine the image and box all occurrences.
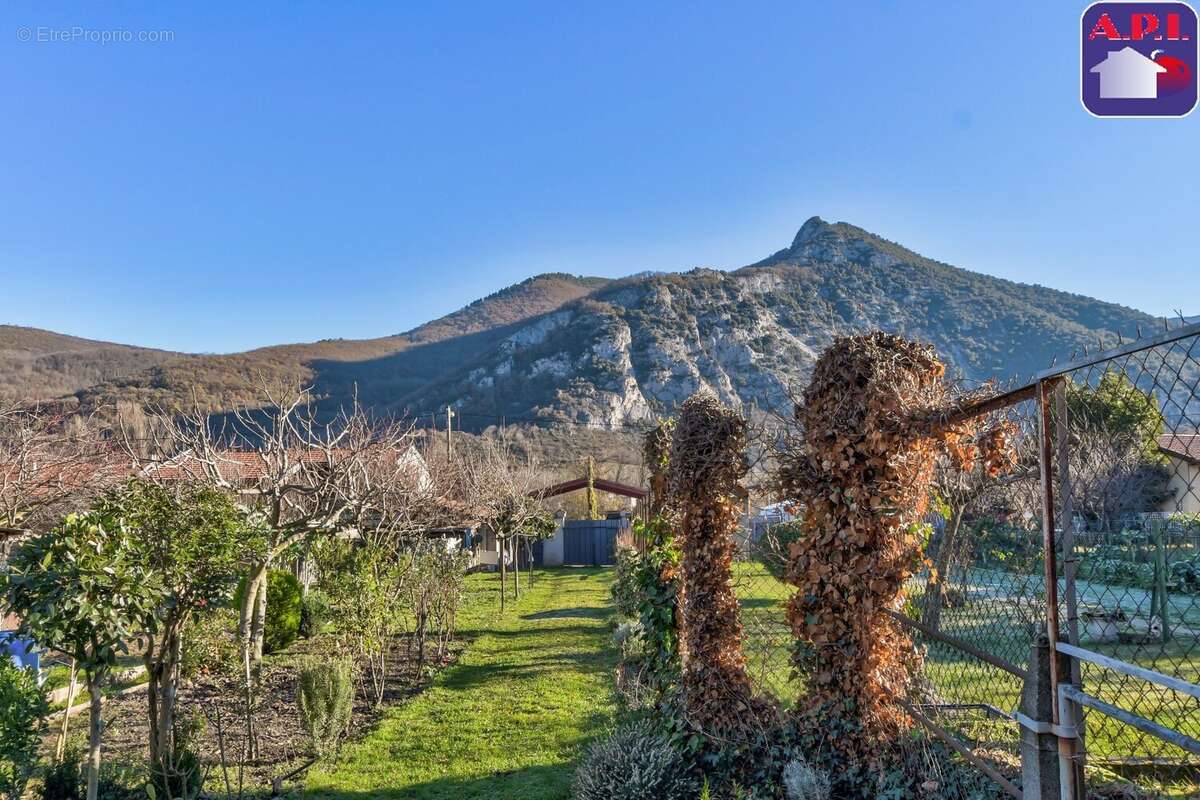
[0,217,1178,430]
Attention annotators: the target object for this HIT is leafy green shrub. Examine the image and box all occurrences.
[972,522,1042,574]
[626,517,681,707]
[96,760,145,800]
[299,589,332,638]
[40,748,81,800]
[236,570,303,654]
[1169,513,1200,533]
[263,570,304,653]
[148,751,200,800]
[571,721,692,800]
[611,547,642,619]
[296,656,354,757]
[39,751,145,800]
[180,610,240,680]
[149,713,204,800]
[1172,556,1200,594]
[1078,557,1155,589]
[0,658,48,800]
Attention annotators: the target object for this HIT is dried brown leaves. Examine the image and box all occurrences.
[779,332,1015,760]
[669,393,774,741]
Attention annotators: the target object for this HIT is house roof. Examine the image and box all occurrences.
[1159,434,1200,465]
[146,443,428,484]
[532,476,648,500]
[1091,46,1167,74]
[0,451,132,488]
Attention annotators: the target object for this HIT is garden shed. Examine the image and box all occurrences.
[532,477,647,566]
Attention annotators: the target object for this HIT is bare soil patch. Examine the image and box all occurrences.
[46,633,466,797]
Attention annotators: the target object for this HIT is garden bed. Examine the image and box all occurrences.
[42,632,466,797]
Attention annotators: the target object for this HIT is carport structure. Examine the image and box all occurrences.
[530,477,649,565]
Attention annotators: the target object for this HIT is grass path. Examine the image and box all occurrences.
[304,567,617,800]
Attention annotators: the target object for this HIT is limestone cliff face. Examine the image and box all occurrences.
[45,217,1174,430]
[403,217,1162,429]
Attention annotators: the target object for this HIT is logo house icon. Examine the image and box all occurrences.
[1081,2,1199,117]
[1090,46,1167,97]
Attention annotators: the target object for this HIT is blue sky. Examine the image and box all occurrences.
[1,1,1196,353]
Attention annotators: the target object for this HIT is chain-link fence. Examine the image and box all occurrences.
[898,392,1047,791]
[1051,325,1200,790]
[729,321,1200,798]
[732,551,795,703]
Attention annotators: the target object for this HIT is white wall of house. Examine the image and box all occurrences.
[474,530,499,568]
[542,516,566,566]
[1163,456,1200,514]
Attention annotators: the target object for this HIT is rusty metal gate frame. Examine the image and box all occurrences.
[891,320,1200,800]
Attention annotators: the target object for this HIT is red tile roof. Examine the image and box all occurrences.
[146,445,424,484]
[1159,434,1200,465]
[0,452,133,489]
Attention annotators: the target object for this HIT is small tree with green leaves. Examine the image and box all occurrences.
[585,456,600,520]
[0,512,155,800]
[0,657,48,800]
[97,480,263,793]
[317,540,403,707]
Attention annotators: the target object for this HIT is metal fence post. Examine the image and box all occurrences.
[1052,379,1088,783]
[1037,378,1085,800]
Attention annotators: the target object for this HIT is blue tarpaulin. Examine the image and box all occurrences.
[0,632,40,674]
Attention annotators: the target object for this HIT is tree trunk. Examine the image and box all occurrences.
[498,539,507,612]
[526,540,535,587]
[146,641,161,771]
[86,676,103,800]
[241,638,258,762]
[253,573,268,661]
[146,627,182,786]
[513,539,521,599]
[239,562,269,665]
[416,608,427,679]
[922,508,964,633]
[159,631,181,764]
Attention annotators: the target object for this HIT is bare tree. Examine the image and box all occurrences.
[1067,424,1172,532]
[120,382,421,665]
[0,402,116,540]
[455,435,554,612]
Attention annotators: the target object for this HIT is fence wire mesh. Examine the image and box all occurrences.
[731,518,796,703]
[1052,327,1200,789]
[899,394,1046,787]
[727,323,1200,797]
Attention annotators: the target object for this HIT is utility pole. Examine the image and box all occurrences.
[445,407,455,460]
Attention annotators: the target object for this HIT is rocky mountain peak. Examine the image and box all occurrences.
[790,215,833,249]
[12,218,1179,433]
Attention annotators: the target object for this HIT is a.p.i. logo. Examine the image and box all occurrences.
[1082,2,1198,116]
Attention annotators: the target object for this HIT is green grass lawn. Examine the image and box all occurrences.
[301,558,1196,798]
[304,567,618,800]
[730,561,797,702]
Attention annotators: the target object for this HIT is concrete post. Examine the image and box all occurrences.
[1019,634,1065,800]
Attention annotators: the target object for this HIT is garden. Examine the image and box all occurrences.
[3,333,1198,800]
[0,386,571,800]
